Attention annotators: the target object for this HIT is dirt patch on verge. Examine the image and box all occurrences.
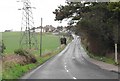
[3,54,36,65]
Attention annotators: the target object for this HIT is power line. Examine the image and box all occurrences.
[19,0,38,50]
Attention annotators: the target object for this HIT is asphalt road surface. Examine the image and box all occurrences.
[22,35,119,79]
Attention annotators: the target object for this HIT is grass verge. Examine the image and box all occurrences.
[80,41,116,65]
[88,53,116,65]
[2,45,65,79]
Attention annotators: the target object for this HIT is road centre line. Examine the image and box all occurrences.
[66,70,69,72]
[64,66,69,72]
[73,77,77,79]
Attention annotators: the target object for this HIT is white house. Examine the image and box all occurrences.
[34,27,45,33]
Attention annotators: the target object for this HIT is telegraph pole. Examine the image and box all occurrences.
[114,21,118,64]
[114,11,118,64]
[115,43,118,64]
[40,18,43,57]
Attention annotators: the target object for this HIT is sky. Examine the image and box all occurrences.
[0,0,67,32]
[1,0,119,32]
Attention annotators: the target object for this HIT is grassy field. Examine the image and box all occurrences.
[2,32,65,79]
[2,32,60,55]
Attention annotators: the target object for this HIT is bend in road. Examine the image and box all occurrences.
[22,35,119,79]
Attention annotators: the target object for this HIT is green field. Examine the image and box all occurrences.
[2,32,65,79]
[2,32,60,55]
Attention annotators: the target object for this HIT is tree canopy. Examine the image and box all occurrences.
[53,2,120,56]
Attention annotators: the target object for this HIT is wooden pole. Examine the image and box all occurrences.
[40,18,42,57]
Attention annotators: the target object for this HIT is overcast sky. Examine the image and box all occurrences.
[0,0,67,32]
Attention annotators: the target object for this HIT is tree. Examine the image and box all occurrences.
[53,2,120,57]
[107,2,120,63]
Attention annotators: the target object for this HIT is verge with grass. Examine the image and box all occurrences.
[2,32,71,79]
[2,45,65,79]
[80,40,116,65]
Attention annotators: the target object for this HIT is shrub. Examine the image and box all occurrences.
[14,49,37,64]
[14,49,26,56]
[0,40,6,53]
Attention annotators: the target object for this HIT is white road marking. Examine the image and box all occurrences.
[66,70,69,72]
[73,77,77,79]
[65,66,67,68]
[65,66,67,70]
[64,66,69,72]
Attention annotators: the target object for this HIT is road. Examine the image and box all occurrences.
[22,35,118,79]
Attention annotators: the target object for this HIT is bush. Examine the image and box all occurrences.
[14,49,37,63]
[0,40,6,53]
[14,49,31,56]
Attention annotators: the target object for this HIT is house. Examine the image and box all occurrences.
[4,30,12,32]
[34,25,56,33]
[44,25,56,32]
[34,26,45,33]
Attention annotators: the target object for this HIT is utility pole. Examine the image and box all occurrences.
[115,43,118,64]
[114,21,118,64]
[40,18,43,57]
[114,11,118,64]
